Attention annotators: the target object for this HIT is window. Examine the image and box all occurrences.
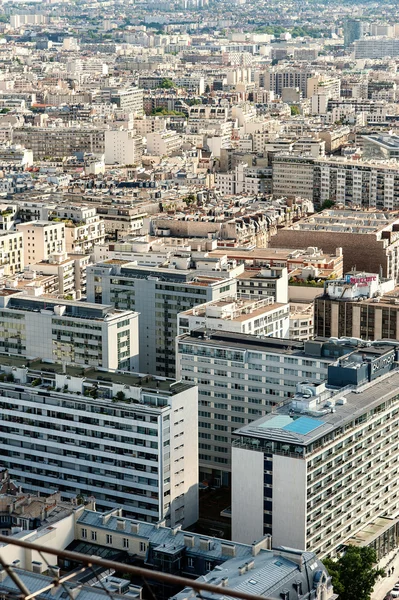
[106,534,113,544]
[81,528,87,539]
[205,561,212,572]
[123,538,129,548]
[91,531,97,542]
[140,542,146,552]
[188,557,194,568]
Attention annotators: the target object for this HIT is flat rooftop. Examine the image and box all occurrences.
[234,369,399,446]
[0,353,193,396]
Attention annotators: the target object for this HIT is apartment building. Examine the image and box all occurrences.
[232,346,399,559]
[32,251,91,299]
[289,302,314,340]
[98,87,144,116]
[175,332,351,485]
[270,210,399,279]
[0,359,198,527]
[105,129,143,166]
[272,155,315,199]
[177,297,290,338]
[16,221,65,265]
[0,144,33,168]
[354,37,399,59]
[96,208,145,237]
[0,231,24,275]
[234,266,289,304]
[273,154,399,210]
[263,67,314,97]
[13,128,106,159]
[146,130,183,157]
[0,502,333,600]
[0,292,139,371]
[210,248,343,282]
[86,260,237,377]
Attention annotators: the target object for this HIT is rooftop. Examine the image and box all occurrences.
[233,368,399,446]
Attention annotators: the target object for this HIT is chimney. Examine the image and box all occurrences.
[101,514,111,526]
[245,560,255,571]
[221,578,229,587]
[50,566,60,577]
[199,538,211,551]
[221,542,236,557]
[172,525,182,536]
[131,522,140,534]
[116,519,125,531]
[31,561,44,574]
[184,534,195,548]
[0,569,6,582]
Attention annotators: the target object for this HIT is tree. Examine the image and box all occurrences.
[319,199,336,211]
[290,105,300,116]
[160,78,175,89]
[323,546,384,600]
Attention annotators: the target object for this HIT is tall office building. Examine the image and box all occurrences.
[0,357,198,527]
[344,18,364,47]
[232,343,399,559]
[176,333,358,485]
[86,260,237,377]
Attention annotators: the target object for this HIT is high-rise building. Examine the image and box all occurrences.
[176,333,356,485]
[344,18,364,47]
[86,261,237,377]
[0,357,198,527]
[232,344,399,559]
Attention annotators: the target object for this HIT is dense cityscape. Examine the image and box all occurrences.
[3,0,399,599]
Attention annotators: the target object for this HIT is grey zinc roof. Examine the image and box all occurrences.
[0,569,130,600]
[77,510,255,560]
[171,547,329,600]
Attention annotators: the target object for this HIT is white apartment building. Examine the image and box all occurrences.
[0,144,33,168]
[146,130,183,156]
[96,208,145,238]
[232,350,399,558]
[32,251,92,299]
[176,333,340,485]
[289,302,314,340]
[64,218,105,254]
[105,129,144,166]
[86,260,237,378]
[0,360,198,527]
[177,297,290,338]
[272,155,315,199]
[0,231,24,275]
[236,266,289,304]
[354,37,399,59]
[0,292,139,371]
[16,221,65,265]
[133,116,168,135]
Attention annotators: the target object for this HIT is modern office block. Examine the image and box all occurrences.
[232,343,399,558]
[0,357,198,528]
[344,18,364,47]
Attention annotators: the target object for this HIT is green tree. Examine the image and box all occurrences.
[161,78,175,89]
[319,199,336,211]
[324,546,384,600]
[290,105,300,116]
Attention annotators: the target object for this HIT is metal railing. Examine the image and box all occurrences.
[0,533,273,600]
